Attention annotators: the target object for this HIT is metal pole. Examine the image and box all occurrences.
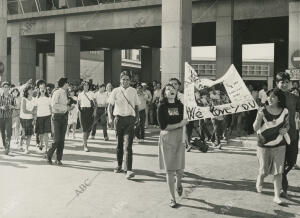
[17,0,24,14]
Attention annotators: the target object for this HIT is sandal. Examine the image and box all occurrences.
[177,185,183,197]
[169,199,177,208]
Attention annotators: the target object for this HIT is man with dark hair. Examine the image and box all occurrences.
[0,82,15,155]
[108,71,139,179]
[47,77,69,165]
[275,72,300,197]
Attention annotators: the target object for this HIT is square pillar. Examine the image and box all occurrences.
[289,0,300,69]
[274,42,288,75]
[216,0,232,78]
[11,32,36,84]
[161,0,192,85]
[36,53,46,80]
[141,48,161,82]
[104,49,121,87]
[55,30,80,84]
[0,0,7,82]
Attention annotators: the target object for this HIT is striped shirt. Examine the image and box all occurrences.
[257,107,289,148]
[0,93,15,118]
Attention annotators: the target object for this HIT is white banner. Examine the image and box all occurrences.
[184,63,258,121]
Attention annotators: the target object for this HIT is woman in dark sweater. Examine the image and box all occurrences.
[157,84,188,208]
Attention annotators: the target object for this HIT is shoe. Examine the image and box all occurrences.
[140,139,144,143]
[114,166,122,173]
[90,136,95,140]
[84,147,90,152]
[217,144,222,150]
[256,178,263,193]
[55,160,63,166]
[38,145,43,151]
[280,191,288,199]
[104,137,109,141]
[177,185,183,197]
[187,145,193,152]
[19,147,24,152]
[47,156,53,165]
[24,149,30,154]
[4,148,9,155]
[126,171,135,179]
[273,197,284,205]
[169,199,177,208]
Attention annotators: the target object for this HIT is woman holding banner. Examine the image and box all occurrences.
[157,83,188,208]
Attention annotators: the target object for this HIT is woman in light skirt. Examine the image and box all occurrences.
[157,83,188,208]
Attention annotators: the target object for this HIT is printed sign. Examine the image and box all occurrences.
[184,63,258,121]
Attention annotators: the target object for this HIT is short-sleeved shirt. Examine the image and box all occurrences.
[0,93,15,119]
[35,96,51,117]
[284,92,300,140]
[51,88,68,114]
[78,91,95,108]
[157,101,184,130]
[109,86,139,117]
[20,97,35,119]
[94,91,108,107]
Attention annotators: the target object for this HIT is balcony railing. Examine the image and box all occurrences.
[7,0,141,15]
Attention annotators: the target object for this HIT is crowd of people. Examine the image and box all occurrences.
[0,71,299,208]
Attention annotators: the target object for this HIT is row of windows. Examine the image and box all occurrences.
[192,64,270,76]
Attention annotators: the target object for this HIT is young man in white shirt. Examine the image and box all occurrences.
[108,71,139,179]
[91,84,109,140]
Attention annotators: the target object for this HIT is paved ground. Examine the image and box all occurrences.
[0,128,300,218]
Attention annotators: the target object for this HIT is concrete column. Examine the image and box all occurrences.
[55,27,80,84]
[36,53,46,80]
[161,0,192,85]
[216,0,233,78]
[289,0,300,69]
[0,0,7,82]
[141,48,160,82]
[104,49,121,87]
[274,42,288,75]
[11,29,36,84]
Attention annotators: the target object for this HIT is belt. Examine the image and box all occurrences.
[97,105,107,108]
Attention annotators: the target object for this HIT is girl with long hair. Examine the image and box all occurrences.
[157,83,188,208]
[20,85,36,154]
[253,88,289,205]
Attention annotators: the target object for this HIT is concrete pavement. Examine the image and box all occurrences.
[0,129,300,218]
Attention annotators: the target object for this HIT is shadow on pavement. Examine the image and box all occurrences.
[179,198,296,218]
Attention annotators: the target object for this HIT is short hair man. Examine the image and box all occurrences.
[276,72,300,197]
[0,82,15,155]
[47,77,69,165]
[108,71,139,179]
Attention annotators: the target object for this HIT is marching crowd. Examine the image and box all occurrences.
[0,71,299,208]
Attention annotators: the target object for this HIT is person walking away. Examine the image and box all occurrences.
[135,83,147,143]
[47,78,69,165]
[0,82,15,155]
[157,84,188,208]
[108,71,139,180]
[20,85,36,154]
[141,83,152,128]
[66,89,78,139]
[253,88,289,205]
[91,84,109,141]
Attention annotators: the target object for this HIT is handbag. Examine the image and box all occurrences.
[83,92,95,109]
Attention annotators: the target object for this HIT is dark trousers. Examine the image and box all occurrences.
[91,107,108,137]
[114,116,135,171]
[211,119,224,144]
[48,113,68,161]
[0,117,12,149]
[199,119,211,141]
[282,134,299,192]
[135,110,146,139]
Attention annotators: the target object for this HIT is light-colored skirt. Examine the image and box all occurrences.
[257,146,286,176]
[68,107,78,125]
[159,127,185,171]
